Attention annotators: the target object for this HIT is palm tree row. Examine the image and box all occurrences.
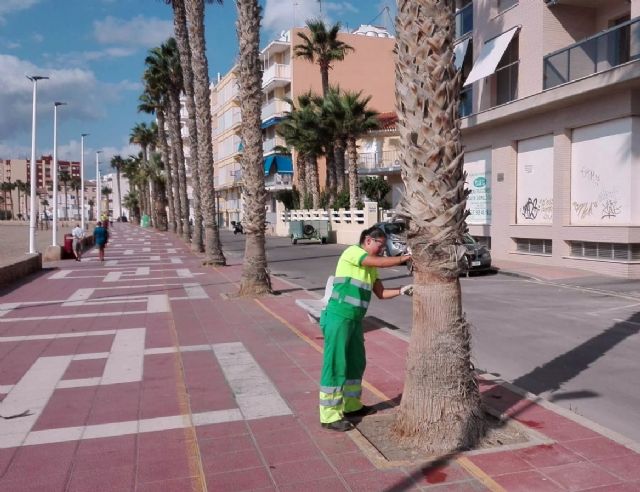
[277,87,379,210]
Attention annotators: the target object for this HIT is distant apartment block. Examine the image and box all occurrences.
[210,25,397,227]
[454,0,640,277]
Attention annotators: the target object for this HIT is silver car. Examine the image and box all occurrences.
[373,221,409,257]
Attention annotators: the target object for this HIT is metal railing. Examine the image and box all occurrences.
[356,150,402,170]
[459,86,473,117]
[494,60,519,105]
[264,173,292,188]
[262,99,291,120]
[455,3,473,39]
[544,17,640,90]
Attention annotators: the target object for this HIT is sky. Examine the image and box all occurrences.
[0,0,396,178]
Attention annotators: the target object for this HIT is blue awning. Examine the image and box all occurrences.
[261,116,285,129]
[264,154,293,174]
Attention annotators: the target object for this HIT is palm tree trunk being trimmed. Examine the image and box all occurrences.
[392,0,484,454]
[172,0,204,253]
[236,0,271,296]
[185,0,226,265]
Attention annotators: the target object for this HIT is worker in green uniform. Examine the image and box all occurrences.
[319,226,413,431]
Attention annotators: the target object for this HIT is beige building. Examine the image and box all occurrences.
[210,25,397,227]
[453,0,640,277]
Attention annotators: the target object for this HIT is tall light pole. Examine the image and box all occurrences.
[95,150,103,222]
[52,101,66,246]
[80,134,89,229]
[27,75,49,254]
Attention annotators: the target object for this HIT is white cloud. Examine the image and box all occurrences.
[93,16,173,48]
[32,33,44,43]
[0,54,128,147]
[263,0,358,35]
[0,0,41,23]
[49,47,137,67]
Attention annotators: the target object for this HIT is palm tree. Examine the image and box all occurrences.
[0,181,15,219]
[101,186,112,216]
[392,0,484,453]
[184,0,226,265]
[144,39,190,241]
[59,171,71,221]
[294,19,354,96]
[165,0,206,252]
[70,177,81,220]
[110,155,125,220]
[235,0,271,295]
[14,180,26,219]
[139,88,177,234]
[335,90,379,210]
[122,192,139,223]
[87,199,95,221]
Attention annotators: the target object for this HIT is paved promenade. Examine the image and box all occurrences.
[0,223,639,491]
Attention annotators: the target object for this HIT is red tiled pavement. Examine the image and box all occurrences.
[0,223,639,491]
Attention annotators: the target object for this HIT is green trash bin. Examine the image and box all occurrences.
[141,214,150,227]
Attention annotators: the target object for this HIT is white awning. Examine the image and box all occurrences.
[454,38,470,70]
[463,27,519,86]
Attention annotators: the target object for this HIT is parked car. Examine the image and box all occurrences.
[373,220,491,274]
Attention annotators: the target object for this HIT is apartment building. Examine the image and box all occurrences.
[101,172,130,220]
[211,25,397,227]
[454,0,640,277]
[0,157,83,220]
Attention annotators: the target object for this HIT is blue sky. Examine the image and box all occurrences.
[0,0,396,178]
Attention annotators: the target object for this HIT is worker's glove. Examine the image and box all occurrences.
[400,285,414,296]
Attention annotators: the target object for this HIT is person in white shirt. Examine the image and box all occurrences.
[71,224,84,262]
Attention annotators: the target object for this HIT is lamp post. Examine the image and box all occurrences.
[52,102,66,246]
[26,75,49,254]
[95,150,103,222]
[80,134,89,230]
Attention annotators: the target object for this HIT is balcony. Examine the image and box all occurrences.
[455,3,473,39]
[264,173,292,190]
[544,17,639,90]
[261,99,291,121]
[356,150,402,172]
[263,137,277,154]
[262,63,291,90]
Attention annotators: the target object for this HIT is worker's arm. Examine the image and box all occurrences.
[361,254,411,268]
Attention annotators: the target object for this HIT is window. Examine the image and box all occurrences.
[514,238,552,255]
[497,0,517,13]
[455,1,473,39]
[495,33,519,105]
[569,242,640,262]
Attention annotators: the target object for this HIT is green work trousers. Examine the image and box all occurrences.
[318,310,366,424]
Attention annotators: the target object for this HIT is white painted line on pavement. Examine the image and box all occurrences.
[49,270,72,279]
[101,328,146,384]
[212,342,292,420]
[0,355,72,448]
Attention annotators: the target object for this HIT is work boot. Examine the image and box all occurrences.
[321,419,354,432]
[345,405,377,418]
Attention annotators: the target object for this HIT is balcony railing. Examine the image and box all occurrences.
[544,17,640,90]
[459,86,473,117]
[455,3,473,39]
[356,150,401,171]
[262,63,291,88]
[494,60,519,105]
[264,173,292,188]
[261,99,291,121]
[263,137,277,154]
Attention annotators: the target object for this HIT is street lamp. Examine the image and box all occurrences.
[95,150,103,222]
[27,75,49,254]
[52,101,66,246]
[80,133,89,230]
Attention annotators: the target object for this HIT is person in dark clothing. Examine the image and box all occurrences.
[93,221,109,262]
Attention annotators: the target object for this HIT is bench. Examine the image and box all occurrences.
[295,275,334,322]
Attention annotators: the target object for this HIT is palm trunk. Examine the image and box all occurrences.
[172,0,204,253]
[157,109,176,233]
[392,0,484,453]
[347,137,359,210]
[295,151,307,202]
[334,138,347,191]
[320,64,329,96]
[172,147,183,236]
[236,0,271,296]
[185,0,226,265]
[168,90,190,242]
[17,188,21,218]
[325,146,337,205]
[306,153,320,209]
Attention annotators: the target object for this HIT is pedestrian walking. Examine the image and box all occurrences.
[93,221,109,262]
[71,223,84,262]
[319,226,413,432]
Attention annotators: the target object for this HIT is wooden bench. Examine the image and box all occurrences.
[295,275,334,322]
